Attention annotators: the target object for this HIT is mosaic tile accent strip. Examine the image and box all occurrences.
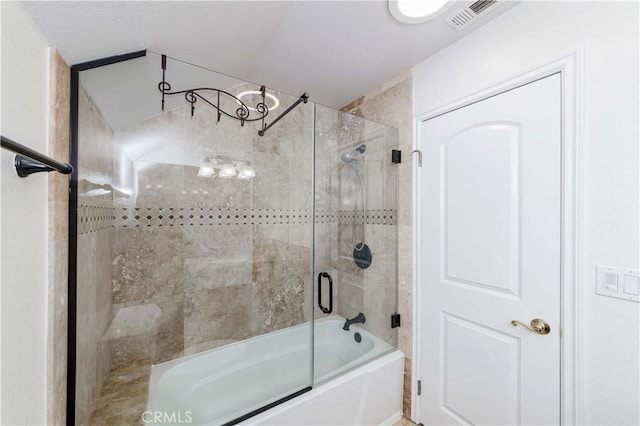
[336,209,396,225]
[109,208,396,228]
[78,204,115,235]
[113,208,312,228]
[76,205,396,230]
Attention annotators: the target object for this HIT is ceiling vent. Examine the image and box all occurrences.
[444,0,501,31]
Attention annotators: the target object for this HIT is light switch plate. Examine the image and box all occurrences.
[596,266,640,302]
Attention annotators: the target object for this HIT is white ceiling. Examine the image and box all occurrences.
[22,1,519,110]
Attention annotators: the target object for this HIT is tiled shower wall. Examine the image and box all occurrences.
[108,92,315,363]
[47,47,70,426]
[76,85,115,426]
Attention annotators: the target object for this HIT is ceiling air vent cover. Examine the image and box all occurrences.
[444,0,500,31]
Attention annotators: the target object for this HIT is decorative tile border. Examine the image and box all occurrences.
[78,204,115,235]
[77,205,396,231]
[318,209,396,226]
[112,207,313,228]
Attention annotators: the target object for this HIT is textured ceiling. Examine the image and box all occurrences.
[22,1,519,109]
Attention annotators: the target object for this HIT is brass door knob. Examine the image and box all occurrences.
[511,318,551,335]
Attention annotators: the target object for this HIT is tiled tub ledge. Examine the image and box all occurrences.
[104,304,162,367]
[90,305,160,424]
[90,359,151,425]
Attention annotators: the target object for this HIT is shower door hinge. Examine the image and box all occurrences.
[417,380,422,396]
[391,313,401,328]
[391,149,401,164]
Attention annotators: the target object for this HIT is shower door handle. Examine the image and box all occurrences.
[317,272,333,314]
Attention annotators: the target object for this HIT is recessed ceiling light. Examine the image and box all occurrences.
[237,90,280,112]
[388,0,453,24]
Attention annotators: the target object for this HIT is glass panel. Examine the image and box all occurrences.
[75,52,314,425]
[313,104,399,384]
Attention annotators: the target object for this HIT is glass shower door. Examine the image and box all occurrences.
[312,104,399,384]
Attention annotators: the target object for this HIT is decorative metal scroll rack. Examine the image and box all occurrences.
[158,54,308,137]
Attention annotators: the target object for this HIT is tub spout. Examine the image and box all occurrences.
[343,313,366,331]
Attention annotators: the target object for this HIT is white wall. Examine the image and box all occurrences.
[0,2,50,424]
[412,2,639,424]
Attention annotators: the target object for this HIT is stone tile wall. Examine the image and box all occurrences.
[109,88,316,363]
[47,47,70,426]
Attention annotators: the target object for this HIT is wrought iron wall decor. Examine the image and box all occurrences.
[158,54,308,137]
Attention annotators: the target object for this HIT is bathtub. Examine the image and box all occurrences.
[147,316,403,425]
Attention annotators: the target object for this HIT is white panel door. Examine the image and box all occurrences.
[418,74,561,425]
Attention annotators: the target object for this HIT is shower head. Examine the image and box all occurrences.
[341,144,366,163]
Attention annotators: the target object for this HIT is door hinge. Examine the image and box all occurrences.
[391,149,401,164]
[391,313,401,328]
[417,380,422,396]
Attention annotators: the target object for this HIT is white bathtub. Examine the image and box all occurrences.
[147,316,403,425]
